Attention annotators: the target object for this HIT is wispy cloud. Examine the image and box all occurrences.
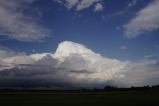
[144,54,159,59]
[54,0,104,12]
[0,0,50,42]
[124,0,159,38]
[94,3,103,12]
[128,0,137,7]
[120,46,127,50]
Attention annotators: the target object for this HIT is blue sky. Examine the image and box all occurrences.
[0,0,159,61]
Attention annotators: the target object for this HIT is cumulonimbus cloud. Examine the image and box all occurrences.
[124,0,159,38]
[0,0,50,42]
[0,41,159,89]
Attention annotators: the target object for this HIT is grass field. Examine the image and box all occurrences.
[0,90,159,106]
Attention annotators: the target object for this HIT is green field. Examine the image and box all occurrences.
[0,90,159,106]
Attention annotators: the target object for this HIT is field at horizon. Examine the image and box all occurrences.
[0,90,159,106]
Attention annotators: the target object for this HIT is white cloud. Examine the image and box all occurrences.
[124,0,159,38]
[0,41,159,88]
[0,47,16,70]
[144,54,158,59]
[94,3,103,12]
[0,48,15,59]
[0,45,36,70]
[0,0,50,41]
[76,0,99,11]
[120,46,127,50]
[116,60,159,87]
[54,0,104,12]
[65,0,79,9]
[3,55,35,65]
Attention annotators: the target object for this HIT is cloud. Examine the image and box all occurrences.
[0,41,159,89]
[120,46,127,50]
[3,55,35,65]
[124,0,159,38]
[94,3,103,12]
[0,45,36,70]
[128,0,137,7]
[65,0,80,9]
[0,0,50,42]
[54,0,104,12]
[144,54,159,59]
[116,60,159,87]
[0,47,16,70]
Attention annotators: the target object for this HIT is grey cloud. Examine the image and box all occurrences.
[0,0,50,41]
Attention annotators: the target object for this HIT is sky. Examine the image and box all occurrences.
[0,0,159,89]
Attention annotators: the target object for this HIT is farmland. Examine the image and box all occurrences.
[0,90,159,106]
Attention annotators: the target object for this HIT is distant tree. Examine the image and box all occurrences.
[104,86,118,91]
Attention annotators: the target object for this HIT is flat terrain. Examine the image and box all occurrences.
[0,90,159,106]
